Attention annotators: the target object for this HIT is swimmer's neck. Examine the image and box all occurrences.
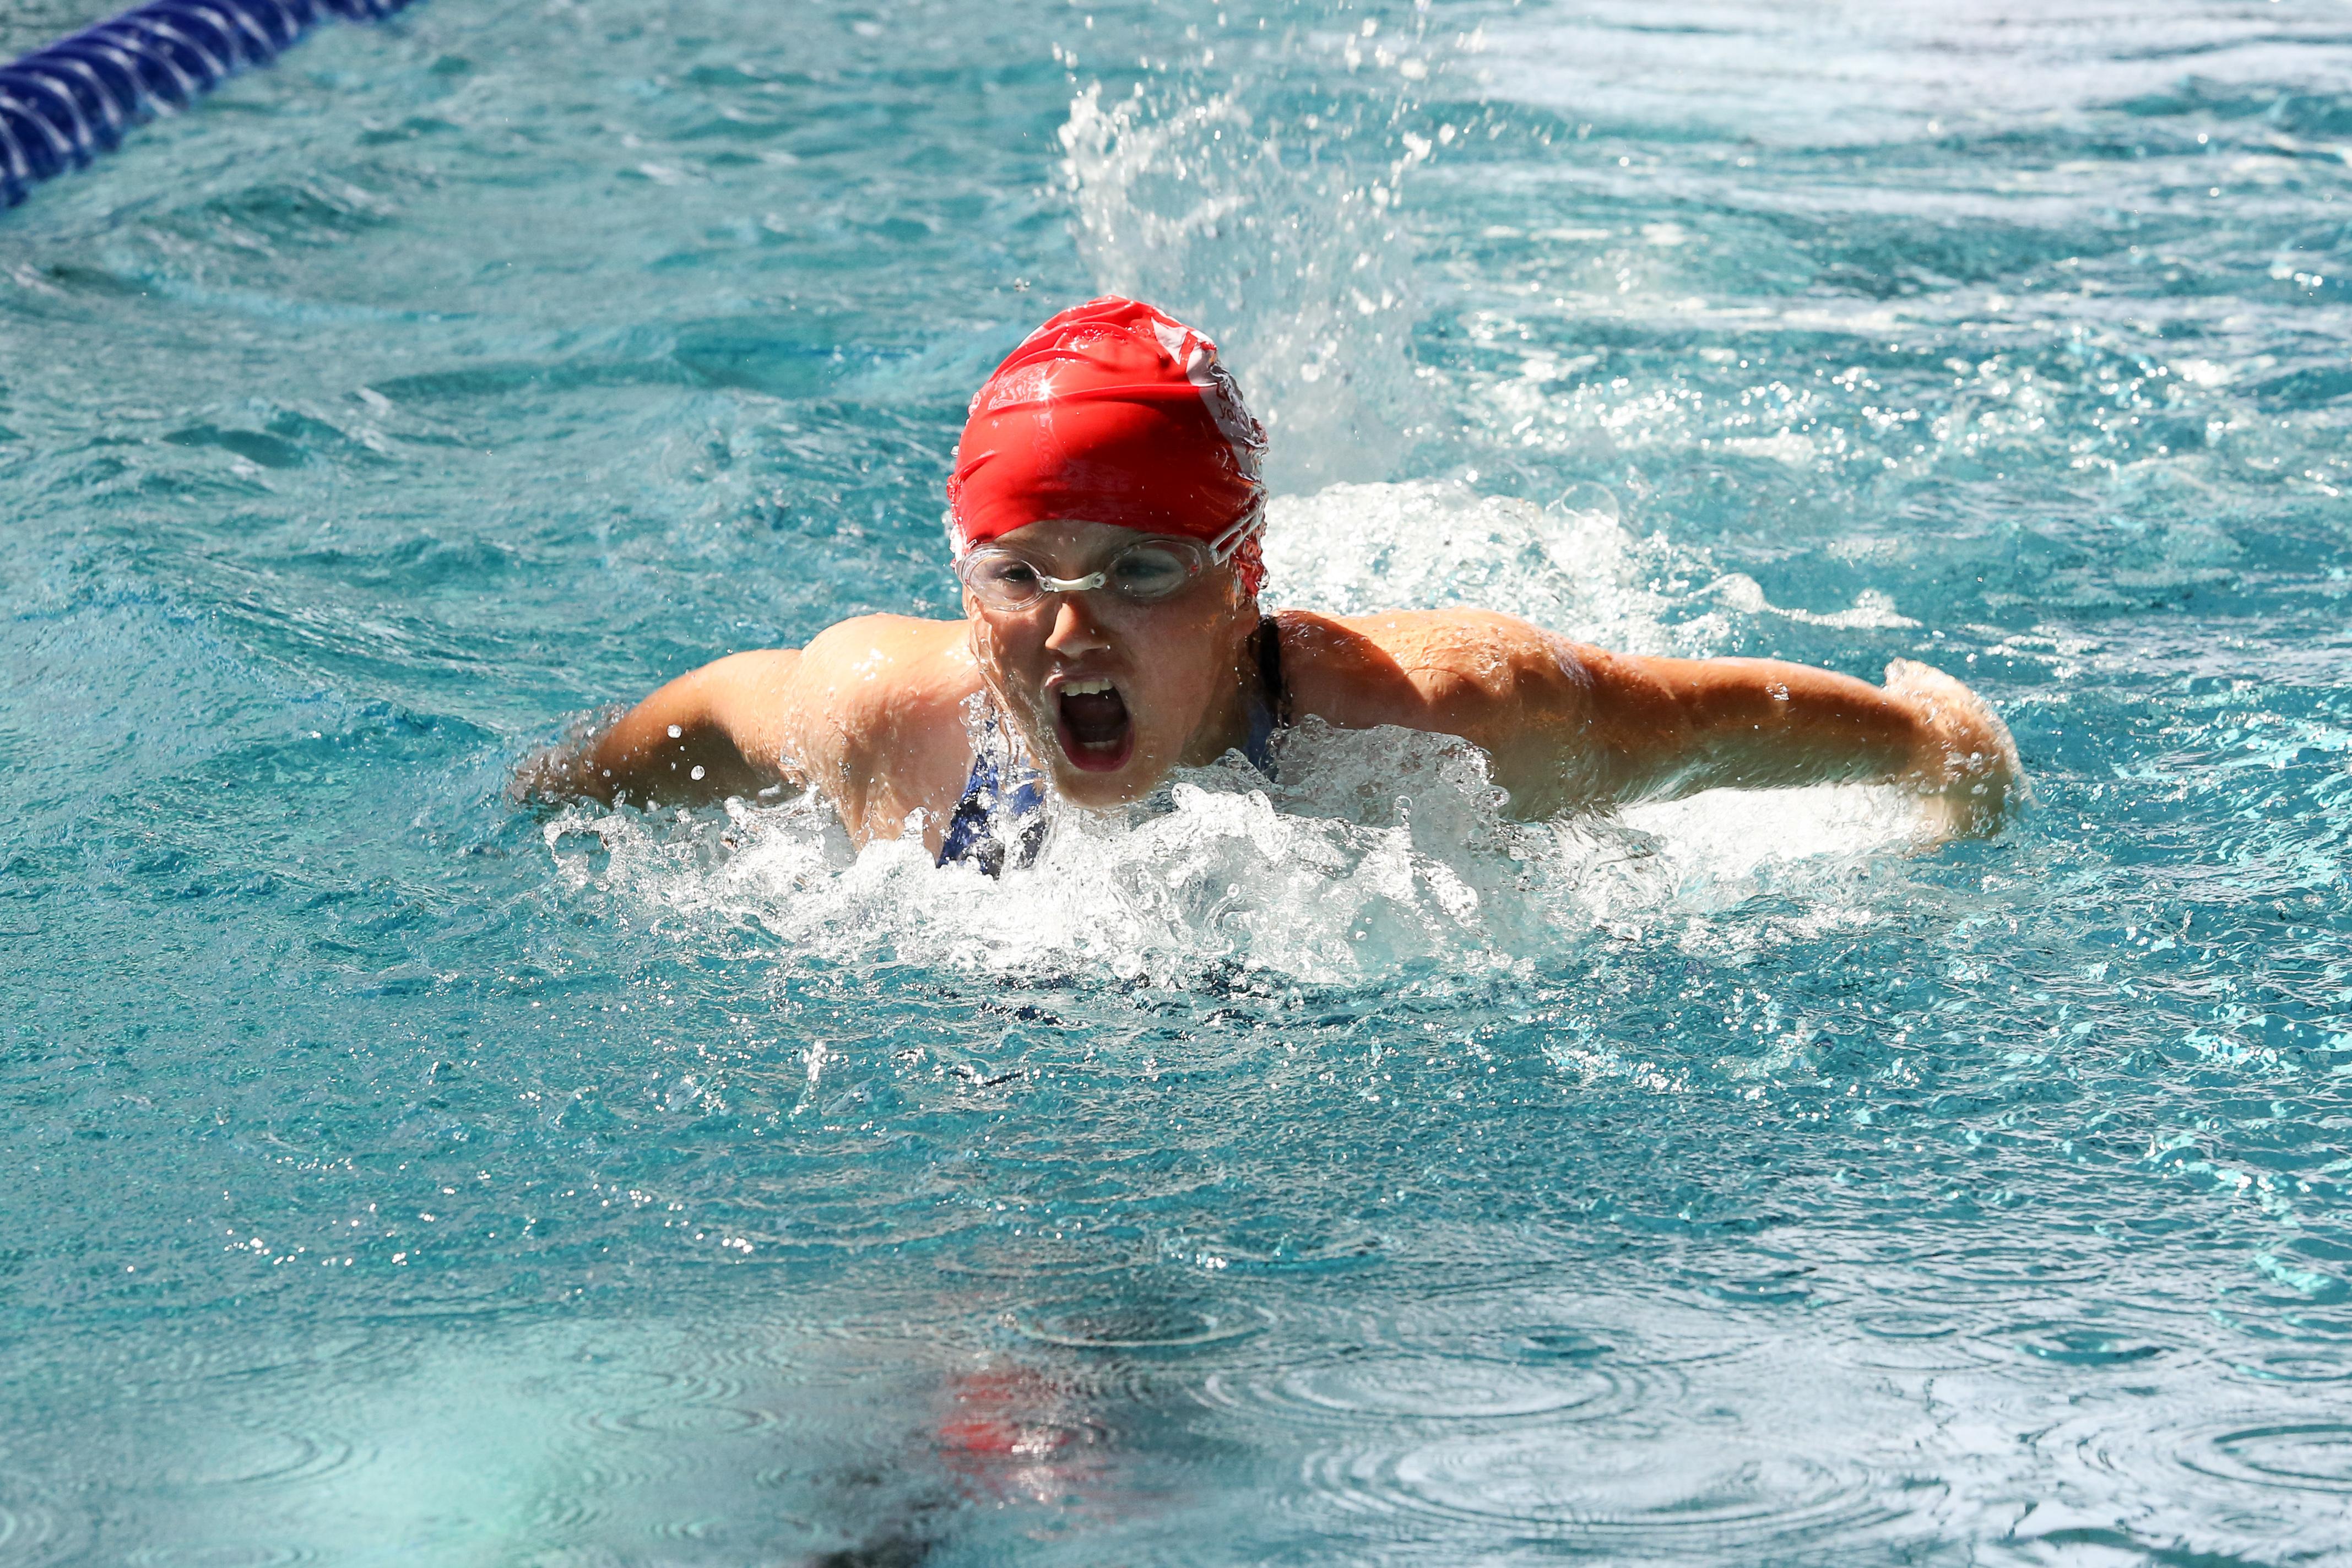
[1174,621,1270,769]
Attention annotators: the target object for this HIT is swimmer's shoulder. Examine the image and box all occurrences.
[790,615,981,755]
[1275,607,1587,733]
[784,615,982,835]
[794,615,977,713]
[655,618,967,763]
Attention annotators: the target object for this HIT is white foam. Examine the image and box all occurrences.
[1261,481,1705,654]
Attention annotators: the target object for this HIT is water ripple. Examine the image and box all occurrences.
[161,1431,365,1490]
[1308,1433,1905,1553]
[122,1549,314,1568]
[1833,1307,2005,1373]
[0,1484,78,1568]
[1007,1295,1270,1353]
[2186,1424,2352,1496]
[1201,1349,1630,1426]
[1983,1317,2188,1369]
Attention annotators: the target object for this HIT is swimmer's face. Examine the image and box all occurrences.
[962,520,1259,808]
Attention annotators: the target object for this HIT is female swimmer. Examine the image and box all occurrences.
[518,297,2019,866]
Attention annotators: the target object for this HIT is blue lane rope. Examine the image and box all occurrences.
[1,0,421,211]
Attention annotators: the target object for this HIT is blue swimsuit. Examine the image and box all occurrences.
[937,617,1290,875]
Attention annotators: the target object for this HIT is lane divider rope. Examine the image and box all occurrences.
[1,0,421,211]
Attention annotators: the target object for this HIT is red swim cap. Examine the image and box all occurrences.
[946,296,1269,594]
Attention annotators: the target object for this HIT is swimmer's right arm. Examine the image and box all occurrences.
[512,649,805,807]
[512,615,973,833]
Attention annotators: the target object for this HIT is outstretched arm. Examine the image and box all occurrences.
[1287,611,2021,837]
[1557,646,2022,836]
[510,616,982,845]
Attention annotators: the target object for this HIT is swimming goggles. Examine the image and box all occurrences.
[955,509,1263,612]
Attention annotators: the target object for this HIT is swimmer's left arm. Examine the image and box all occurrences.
[1289,610,2020,837]
[1538,644,2021,835]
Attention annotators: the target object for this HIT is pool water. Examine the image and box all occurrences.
[3,0,2350,1562]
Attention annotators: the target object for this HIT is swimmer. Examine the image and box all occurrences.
[517,296,2020,868]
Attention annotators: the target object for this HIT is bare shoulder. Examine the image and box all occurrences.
[785,616,981,806]
[1277,607,1589,735]
[798,614,970,686]
[654,619,971,779]
[793,615,978,726]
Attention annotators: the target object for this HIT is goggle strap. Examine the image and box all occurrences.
[1207,504,1266,565]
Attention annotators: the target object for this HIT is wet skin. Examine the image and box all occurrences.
[521,519,2023,854]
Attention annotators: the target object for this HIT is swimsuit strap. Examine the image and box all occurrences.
[936,709,1047,874]
[1243,613,1289,776]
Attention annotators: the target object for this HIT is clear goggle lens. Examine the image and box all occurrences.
[954,512,1260,612]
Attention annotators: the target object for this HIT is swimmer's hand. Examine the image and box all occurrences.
[1883,659,2023,840]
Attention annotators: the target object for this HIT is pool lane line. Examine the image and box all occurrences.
[0,0,421,211]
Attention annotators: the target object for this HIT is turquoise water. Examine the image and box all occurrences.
[3,0,2350,1561]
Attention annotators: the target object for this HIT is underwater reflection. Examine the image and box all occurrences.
[934,1361,1113,1510]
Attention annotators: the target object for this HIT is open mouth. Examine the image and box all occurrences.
[1053,677,1134,773]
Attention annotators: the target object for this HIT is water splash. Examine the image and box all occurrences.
[1056,14,1452,490]
[1261,480,1700,652]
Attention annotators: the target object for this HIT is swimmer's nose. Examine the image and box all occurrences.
[1043,595,1112,658]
